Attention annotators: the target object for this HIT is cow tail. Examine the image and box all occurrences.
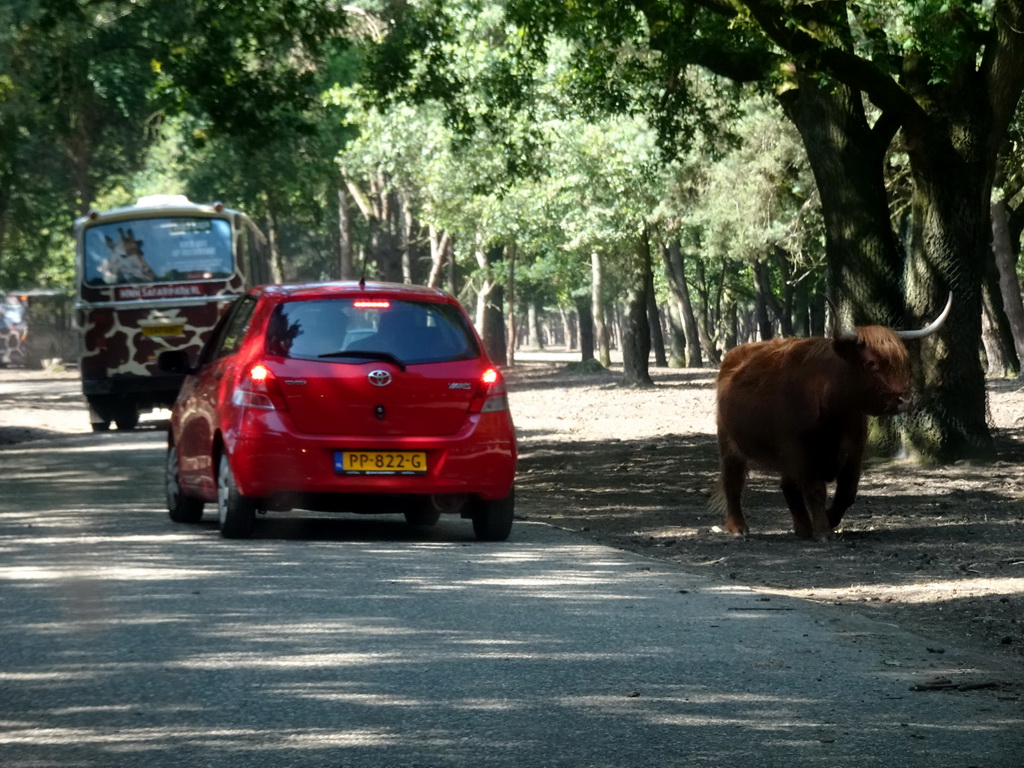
[708,477,727,516]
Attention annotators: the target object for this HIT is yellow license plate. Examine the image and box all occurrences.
[142,325,185,337]
[336,451,427,474]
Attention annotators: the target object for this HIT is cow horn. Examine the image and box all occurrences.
[895,292,953,340]
[826,297,856,341]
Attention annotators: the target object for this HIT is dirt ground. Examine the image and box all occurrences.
[505,356,1024,672]
[2,359,1022,672]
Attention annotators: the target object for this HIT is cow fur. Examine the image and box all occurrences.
[714,326,912,541]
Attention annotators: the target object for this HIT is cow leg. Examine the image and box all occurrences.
[780,478,813,539]
[803,480,832,541]
[720,455,749,536]
[827,463,861,529]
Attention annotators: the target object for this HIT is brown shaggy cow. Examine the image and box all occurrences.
[714,296,951,541]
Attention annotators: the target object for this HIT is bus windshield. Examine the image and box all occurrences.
[82,216,233,286]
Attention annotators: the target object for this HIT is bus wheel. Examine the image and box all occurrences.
[115,408,140,431]
[87,398,115,431]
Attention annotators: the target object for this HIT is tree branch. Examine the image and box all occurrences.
[982,0,1024,147]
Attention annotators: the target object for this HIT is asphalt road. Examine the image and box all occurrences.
[1,428,1022,767]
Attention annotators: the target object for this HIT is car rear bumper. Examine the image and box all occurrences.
[226,410,516,502]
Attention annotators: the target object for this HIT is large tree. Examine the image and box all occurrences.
[506,0,1024,462]
[714,0,1024,460]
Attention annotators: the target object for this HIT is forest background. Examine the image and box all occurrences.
[3,0,1024,465]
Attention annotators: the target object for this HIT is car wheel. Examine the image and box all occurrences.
[404,499,442,527]
[471,487,514,542]
[166,445,204,523]
[91,421,111,432]
[217,453,256,539]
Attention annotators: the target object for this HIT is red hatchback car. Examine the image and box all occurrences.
[159,281,517,540]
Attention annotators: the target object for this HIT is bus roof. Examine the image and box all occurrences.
[74,196,244,229]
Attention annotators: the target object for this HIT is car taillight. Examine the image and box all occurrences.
[469,367,509,413]
[232,363,288,411]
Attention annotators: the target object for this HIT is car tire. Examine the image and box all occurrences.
[471,487,514,542]
[404,499,442,527]
[217,453,256,539]
[91,421,111,432]
[166,445,204,523]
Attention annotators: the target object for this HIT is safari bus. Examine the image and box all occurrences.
[74,195,272,431]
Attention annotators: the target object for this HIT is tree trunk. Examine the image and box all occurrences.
[506,242,517,366]
[263,205,285,283]
[645,256,667,367]
[991,194,1024,370]
[982,255,1020,376]
[981,283,1016,377]
[427,226,451,289]
[400,190,415,284]
[793,275,811,336]
[0,177,11,263]
[65,121,95,218]
[475,243,507,366]
[676,245,703,367]
[474,238,490,331]
[446,236,457,295]
[693,257,721,364]
[772,247,795,336]
[591,252,611,367]
[777,75,906,327]
[576,297,595,362]
[528,302,543,349]
[721,288,738,351]
[369,172,403,282]
[751,260,776,340]
[660,240,704,367]
[561,306,576,350]
[483,281,507,367]
[659,243,685,367]
[902,128,993,461]
[337,184,354,280]
[664,296,687,368]
[809,286,826,336]
[620,231,654,387]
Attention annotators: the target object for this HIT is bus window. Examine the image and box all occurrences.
[82,217,233,285]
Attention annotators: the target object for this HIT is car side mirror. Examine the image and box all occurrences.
[158,349,195,375]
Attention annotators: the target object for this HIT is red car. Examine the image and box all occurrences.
[159,281,517,540]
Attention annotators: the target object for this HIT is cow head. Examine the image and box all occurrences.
[833,293,952,416]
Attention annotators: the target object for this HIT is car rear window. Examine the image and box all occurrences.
[265,298,480,364]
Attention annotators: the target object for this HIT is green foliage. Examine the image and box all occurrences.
[0,0,359,289]
[681,96,822,272]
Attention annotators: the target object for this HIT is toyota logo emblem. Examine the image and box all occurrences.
[368,370,392,387]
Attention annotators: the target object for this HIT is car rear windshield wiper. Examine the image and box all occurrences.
[317,350,407,371]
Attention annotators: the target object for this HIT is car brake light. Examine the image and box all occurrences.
[469,367,509,413]
[354,300,390,309]
[232,363,288,410]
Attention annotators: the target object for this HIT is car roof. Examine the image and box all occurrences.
[254,281,457,303]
